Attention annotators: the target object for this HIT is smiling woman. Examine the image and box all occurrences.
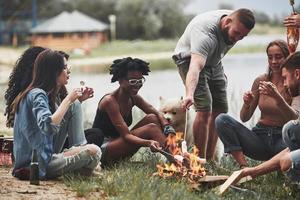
[91,57,176,165]
[215,40,299,168]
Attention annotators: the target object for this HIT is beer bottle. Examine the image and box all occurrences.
[30,149,39,185]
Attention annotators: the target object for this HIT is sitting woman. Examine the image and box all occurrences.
[4,46,103,153]
[215,40,299,168]
[12,49,101,179]
[92,57,175,164]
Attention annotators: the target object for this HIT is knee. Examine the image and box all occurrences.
[69,100,82,114]
[195,112,211,124]
[146,123,161,132]
[215,113,230,129]
[144,114,159,123]
[282,120,298,144]
[85,144,101,157]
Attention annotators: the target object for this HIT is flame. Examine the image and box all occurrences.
[156,132,206,182]
[165,132,183,155]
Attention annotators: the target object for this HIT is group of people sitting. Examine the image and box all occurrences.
[3,9,300,186]
[4,48,175,179]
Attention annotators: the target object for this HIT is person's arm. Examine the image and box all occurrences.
[133,95,169,129]
[182,53,206,109]
[51,88,82,125]
[284,14,300,28]
[102,96,154,147]
[259,81,298,120]
[241,148,291,178]
[240,77,260,122]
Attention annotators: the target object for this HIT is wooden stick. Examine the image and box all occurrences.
[219,170,243,195]
[155,148,176,163]
[198,175,229,183]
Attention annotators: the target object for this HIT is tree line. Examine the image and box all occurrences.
[0,0,290,40]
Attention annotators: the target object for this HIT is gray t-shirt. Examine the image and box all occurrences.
[174,10,234,68]
[292,95,300,116]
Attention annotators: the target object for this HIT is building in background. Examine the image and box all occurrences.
[30,10,108,52]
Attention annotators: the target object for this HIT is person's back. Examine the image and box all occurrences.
[13,88,56,178]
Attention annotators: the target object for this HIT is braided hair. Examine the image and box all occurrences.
[109,57,150,82]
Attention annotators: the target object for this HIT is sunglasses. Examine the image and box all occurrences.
[127,77,146,86]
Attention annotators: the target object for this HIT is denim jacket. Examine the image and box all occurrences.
[13,88,59,179]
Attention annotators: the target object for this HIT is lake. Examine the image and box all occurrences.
[0,53,267,130]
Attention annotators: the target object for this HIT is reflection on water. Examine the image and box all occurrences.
[0,53,267,129]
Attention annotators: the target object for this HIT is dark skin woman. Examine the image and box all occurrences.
[92,57,175,164]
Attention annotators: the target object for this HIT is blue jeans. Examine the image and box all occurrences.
[283,120,300,182]
[46,144,101,179]
[215,113,286,161]
[53,100,87,153]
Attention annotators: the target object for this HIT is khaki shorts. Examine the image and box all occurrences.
[177,59,228,112]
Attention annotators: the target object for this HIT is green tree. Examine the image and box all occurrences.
[70,0,117,24]
[116,0,188,39]
[253,11,271,24]
[218,3,233,10]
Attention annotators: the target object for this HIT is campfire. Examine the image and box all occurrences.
[156,132,206,183]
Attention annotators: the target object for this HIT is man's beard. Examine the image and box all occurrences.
[221,27,234,45]
[289,84,299,97]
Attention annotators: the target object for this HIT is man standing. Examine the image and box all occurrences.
[240,52,300,182]
[172,9,255,159]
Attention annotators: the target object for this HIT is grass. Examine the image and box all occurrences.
[63,149,300,200]
[229,45,265,54]
[69,39,177,59]
[71,57,176,74]
[251,24,285,35]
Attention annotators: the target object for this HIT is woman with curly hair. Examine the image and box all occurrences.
[5,46,46,127]
[4,46,102,154]
[92,57,175,164]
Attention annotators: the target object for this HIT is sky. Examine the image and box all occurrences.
[185,0,297,18]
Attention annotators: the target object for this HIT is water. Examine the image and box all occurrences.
[0,53,267,129]
[67,53,267,125]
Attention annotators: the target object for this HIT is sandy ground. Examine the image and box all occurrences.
[0,166,83,200]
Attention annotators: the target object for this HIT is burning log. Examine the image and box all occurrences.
[155,132,206,183]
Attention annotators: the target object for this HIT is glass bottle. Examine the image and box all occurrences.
[30,149,39,185]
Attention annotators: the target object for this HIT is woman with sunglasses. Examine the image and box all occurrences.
[92,57,175,165]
